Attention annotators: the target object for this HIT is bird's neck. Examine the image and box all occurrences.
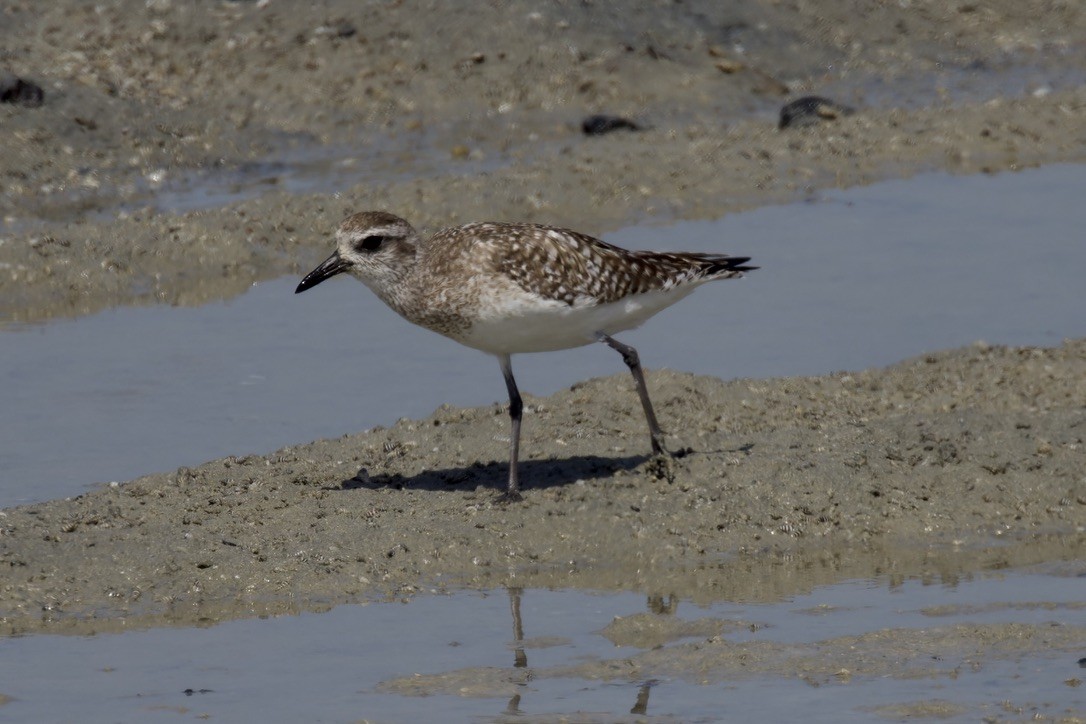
[363,248,424,320]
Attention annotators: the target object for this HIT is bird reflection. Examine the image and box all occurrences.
[502,587,676,717]
[508,587,527,669]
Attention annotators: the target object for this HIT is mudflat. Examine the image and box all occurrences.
[1,1,1083,698]
[4,1,1086,323]
[2,339,1083,635]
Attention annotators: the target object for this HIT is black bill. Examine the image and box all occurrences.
[295,251,349,294]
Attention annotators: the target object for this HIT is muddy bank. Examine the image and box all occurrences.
[1,3,1085,705]
[3,1,1086,322]
[1,339,1082,635]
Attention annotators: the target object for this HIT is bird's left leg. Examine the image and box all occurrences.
[498,354,524,500]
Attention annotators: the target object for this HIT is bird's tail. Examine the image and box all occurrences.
[631,250,757,282]
[702,255,757,277]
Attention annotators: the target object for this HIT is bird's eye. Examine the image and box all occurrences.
[355,235,384,252]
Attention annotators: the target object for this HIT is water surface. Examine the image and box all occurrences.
[2,568,1082,722]
[2,165,1084,505]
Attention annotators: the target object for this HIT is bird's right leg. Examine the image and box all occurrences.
[498,354,524,500]
[598,333,669,456]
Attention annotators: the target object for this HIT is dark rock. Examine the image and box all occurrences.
[779,96,854,130]
[0,75,44,107]
[582,114,641,136]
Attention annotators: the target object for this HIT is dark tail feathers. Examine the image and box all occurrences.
[704,256,757,275]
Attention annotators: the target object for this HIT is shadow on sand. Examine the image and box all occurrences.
[332,453,652,493]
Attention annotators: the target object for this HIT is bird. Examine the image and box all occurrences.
[295,211,756,499]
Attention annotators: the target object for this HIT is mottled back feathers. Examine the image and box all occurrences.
[430,221,754,307]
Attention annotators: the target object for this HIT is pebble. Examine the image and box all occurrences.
[582,114,641,136]
[0,75,45,107]
[779,96,854,129]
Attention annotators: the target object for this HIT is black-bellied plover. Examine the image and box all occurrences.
[296,211,756,499]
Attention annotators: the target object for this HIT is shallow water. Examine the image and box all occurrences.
[112,129,504,221]
[823,54,1086,116]
[2,164,1085,506]
[12,49,1082,228]
[1,568,1082,722]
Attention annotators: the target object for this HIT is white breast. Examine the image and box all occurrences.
[453,285,701,354]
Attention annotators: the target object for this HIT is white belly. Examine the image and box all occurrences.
[453,286,699,354]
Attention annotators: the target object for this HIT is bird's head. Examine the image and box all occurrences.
[295,211,419,296]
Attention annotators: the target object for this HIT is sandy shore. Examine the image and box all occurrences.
[1,1,1084,694]
[1,340,1083,635]
[3,1,1086,322]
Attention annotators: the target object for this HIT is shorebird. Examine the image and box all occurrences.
[296,211,755,499]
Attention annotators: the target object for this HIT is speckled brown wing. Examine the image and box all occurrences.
[473,223,754,306]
